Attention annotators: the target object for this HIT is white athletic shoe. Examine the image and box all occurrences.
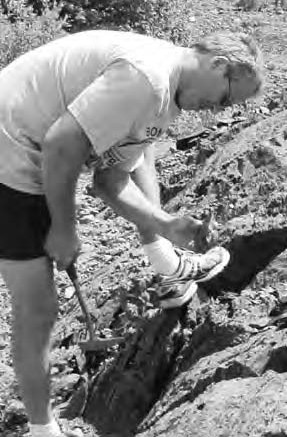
[156,246,230,309]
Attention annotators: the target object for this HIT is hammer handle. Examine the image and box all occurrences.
[66,263,95,341]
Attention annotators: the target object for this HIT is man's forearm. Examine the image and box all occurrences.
[93,167,173,236]
[42,112,91,230]
[43,148,77,229]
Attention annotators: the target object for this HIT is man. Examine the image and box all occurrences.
[0,30,263,437]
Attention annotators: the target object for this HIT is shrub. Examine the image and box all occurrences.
[17,0,194,46]
[59,0,193,45]
[0,0,65,69]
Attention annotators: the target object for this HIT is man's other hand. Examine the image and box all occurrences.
[165,213,219,251]
[44,226,81,270]
[165,216,203,249]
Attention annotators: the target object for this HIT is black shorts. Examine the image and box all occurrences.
[0,183,51,260]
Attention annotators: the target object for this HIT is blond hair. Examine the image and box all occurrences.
[193,32,264,94]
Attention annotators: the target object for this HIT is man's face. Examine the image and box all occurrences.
[178,53,259,111]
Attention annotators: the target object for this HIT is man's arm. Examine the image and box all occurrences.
[42,111,91,267]
[93,161,203,248]
[93,166,173,237]
[131,144,203,246]
[42,61,156,268]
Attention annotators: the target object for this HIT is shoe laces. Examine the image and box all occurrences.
[176,247,222,280]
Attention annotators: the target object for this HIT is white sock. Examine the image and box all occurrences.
[30,418,62,437]
[143,237,180,276]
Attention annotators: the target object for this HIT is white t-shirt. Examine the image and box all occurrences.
[0,30,181,194]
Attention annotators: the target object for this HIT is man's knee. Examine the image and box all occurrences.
[0,257,58,325]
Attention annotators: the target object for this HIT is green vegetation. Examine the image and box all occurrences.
[0,0,194,69]
[0,0,65,68]
[57,0,193,45]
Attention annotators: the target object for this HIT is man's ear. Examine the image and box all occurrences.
[211,56,229,72]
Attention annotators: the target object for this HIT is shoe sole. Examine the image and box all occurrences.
[64,431,84,437]
[160,281,198,309]
[196,247,230,283]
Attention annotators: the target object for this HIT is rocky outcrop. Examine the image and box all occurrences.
[60,111,287,436]
[167,110,287,293]
[139,371,287,437]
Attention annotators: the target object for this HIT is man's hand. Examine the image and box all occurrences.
[164,216,203,249]
[164,213,219,251]
[44,226,81,270]
[193,212,219,252]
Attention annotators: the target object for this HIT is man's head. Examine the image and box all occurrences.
[177,32,263,111]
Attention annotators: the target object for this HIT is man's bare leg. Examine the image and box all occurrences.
[0,257,57,425]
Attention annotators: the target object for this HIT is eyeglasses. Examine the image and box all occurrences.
[219,73,232,107]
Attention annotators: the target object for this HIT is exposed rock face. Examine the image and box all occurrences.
[70,111,287,436]
[139,371,287,437]
[167,110,287,294]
